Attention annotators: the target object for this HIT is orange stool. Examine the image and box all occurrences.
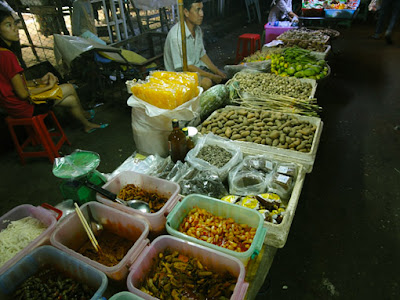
[5,111,71,164]
[235,33,261,64]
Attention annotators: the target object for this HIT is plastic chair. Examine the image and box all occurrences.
[5,111,70,164]
[235,33,261,63]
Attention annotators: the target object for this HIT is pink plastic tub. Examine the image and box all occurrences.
[264,23,296,43]
[0,204,57,275]
[50,201,149,281]
[96,171,180,236]
[126,235,249,300]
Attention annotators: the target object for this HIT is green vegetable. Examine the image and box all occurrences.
[200,85,229,120]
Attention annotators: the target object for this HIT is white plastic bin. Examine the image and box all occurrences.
[199,106,323,173]
[0,204,57,275]
[50,202,149,281]
[96,171,180,236]
[0,245,107,300]
[127,235,249,300]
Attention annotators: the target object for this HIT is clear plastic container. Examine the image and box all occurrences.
[166,194,267,265]
[264,23,296,43]
[127,235,249,300]
[0,245,108,300]
[0,204,57,275]
[96,171,180,236]
[50,202,149,281]
[110,291,145,300]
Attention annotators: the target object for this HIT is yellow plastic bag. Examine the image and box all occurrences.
[28,84,63,104]
[131,71,199,109]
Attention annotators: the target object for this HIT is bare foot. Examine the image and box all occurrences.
[84,122,102,133]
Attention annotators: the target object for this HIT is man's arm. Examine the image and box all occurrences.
[200,54,227,79]
[186,63,222,84]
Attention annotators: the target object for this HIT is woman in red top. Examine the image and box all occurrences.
[0,10,107,133]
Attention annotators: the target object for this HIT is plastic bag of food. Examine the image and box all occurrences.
[179,169,228,198]
[268,172,294,201]
[228,164,268,195]
[242,155,276,174]
[185,133,243,181]
[199,84,229,121]
[131,71,199,109]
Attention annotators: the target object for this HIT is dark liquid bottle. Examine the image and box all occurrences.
[183,127,195,151]
[168,119,187,163]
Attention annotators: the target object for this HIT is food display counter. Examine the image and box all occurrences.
[0,25,336,300]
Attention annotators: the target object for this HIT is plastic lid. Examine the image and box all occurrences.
[52,150,101,179]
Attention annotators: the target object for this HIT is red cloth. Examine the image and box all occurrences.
[0,48,34,118]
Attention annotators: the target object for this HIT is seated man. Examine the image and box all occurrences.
[163,0,226,91]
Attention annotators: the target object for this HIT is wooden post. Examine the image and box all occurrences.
[177,0,187,71]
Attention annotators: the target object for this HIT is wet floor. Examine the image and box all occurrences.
[0,8,399,300]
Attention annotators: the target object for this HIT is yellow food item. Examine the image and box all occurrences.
[131,71,199,109]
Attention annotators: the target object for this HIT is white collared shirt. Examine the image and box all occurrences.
[164,21,207,71]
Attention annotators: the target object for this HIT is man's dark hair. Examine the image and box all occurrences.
[183,0,202,11]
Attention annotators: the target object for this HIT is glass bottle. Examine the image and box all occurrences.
[182,127,195,151]
[168,119,187,163]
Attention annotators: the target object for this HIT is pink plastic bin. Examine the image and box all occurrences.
[0,204,57,275]
[127,235,249,300]
[264,23,296,43]
[50,201,150,281]
[96,171,180,236]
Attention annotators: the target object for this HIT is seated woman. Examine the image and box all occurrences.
[0,10,107,133]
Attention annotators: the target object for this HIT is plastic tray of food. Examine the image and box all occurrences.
[0,245,108,300]
[110,291,145,300]
[50,202,150,281]
[238,151,307,248]
[166,194,267,265]
[96,171,180,236]
[127,235,249,300]
[0,204,57,275]
[198,106,323,173]
[190,136,306,248]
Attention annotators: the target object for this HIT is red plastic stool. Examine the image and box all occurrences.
[5,111,71,164]
[235,33,261,64]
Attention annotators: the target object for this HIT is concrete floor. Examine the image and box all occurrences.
[1,9,400,300]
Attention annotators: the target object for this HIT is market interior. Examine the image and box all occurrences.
[0,1,399,299]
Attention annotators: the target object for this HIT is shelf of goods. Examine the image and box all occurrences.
[324,0,360,19]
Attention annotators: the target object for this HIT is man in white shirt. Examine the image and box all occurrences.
[163,0,226,91]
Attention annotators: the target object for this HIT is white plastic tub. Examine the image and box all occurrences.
[0,245,108,300]
[96,171,180,236]
[199,106,323,173]
[127,235,249,300]
[50,202,149,281]
[0,204,57,275]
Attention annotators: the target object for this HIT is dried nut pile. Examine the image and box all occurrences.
[199,108,316,152]
[179,207,256,252]
[234,73,313,100]
[278,28,329,52]
[196,144,232,167]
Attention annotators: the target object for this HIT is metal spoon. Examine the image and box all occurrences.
[86,205,103,236]
[84,181,151,213]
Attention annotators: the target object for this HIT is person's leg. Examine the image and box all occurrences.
[385,0,400,39]
[55,83,104,132]
[374,0,391,36]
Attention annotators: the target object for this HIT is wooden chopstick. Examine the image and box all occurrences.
[74,203,101,252]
